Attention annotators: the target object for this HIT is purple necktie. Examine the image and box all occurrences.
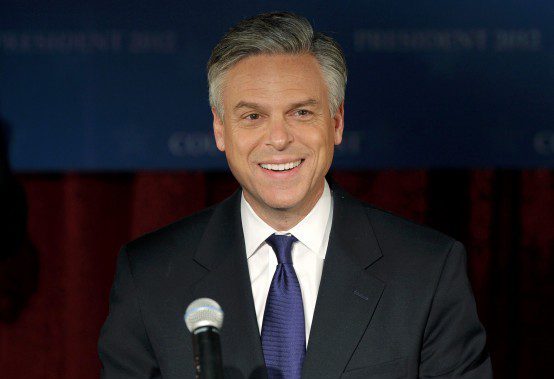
[261,234,306,379]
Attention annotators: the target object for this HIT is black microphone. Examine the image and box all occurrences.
[184,298,224,379]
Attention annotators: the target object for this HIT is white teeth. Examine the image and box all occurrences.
[260,160,302,171]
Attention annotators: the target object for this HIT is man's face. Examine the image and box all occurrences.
[212,53,344,223]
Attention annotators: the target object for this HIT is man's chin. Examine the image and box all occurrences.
[258,192,309,214]
[244,184,313,213]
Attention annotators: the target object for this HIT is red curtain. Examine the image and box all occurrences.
[0,170,551,378]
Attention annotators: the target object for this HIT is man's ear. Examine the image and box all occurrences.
[333,101,345,145]
[212,107,225,152]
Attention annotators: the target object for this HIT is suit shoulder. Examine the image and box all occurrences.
[123,205,216,264]
[363,203,457,257]
[357,203,464,288]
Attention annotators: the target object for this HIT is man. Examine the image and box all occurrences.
[99,12,492,378]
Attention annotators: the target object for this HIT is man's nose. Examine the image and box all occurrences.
[266,116,293,150]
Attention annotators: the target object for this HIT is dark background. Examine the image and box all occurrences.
[0,1,552,378]
[1,0,553,169]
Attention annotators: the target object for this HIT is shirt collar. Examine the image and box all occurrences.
[241,180,332,260]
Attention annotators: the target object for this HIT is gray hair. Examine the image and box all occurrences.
[207,12,347,119]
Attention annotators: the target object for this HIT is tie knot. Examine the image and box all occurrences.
[266,234,297,264]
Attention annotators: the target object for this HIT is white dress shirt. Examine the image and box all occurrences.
[240,180,333,344]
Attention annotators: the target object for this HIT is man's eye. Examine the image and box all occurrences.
[295,109,311,117]
[245,113,260,120]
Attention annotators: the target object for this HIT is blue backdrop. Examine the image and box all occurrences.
[1,0,553,170]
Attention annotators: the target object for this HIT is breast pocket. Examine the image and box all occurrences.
[340,357,407,379]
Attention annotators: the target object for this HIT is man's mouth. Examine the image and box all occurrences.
[259,159,303,172]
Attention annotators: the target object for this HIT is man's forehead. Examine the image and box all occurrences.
[233,98,321,111]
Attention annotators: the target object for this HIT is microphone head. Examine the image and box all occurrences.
[184,298,224,332]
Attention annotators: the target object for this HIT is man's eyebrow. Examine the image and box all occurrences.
[233,101,265,112]
[289,99,319,109]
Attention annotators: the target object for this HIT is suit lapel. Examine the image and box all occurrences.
[302,189,385,378]
[191,191,267,379]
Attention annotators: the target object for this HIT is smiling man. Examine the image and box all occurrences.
[99,12,492,379]
[212,52,343,230]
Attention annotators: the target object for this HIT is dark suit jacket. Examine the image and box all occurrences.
[98,187,492,378]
